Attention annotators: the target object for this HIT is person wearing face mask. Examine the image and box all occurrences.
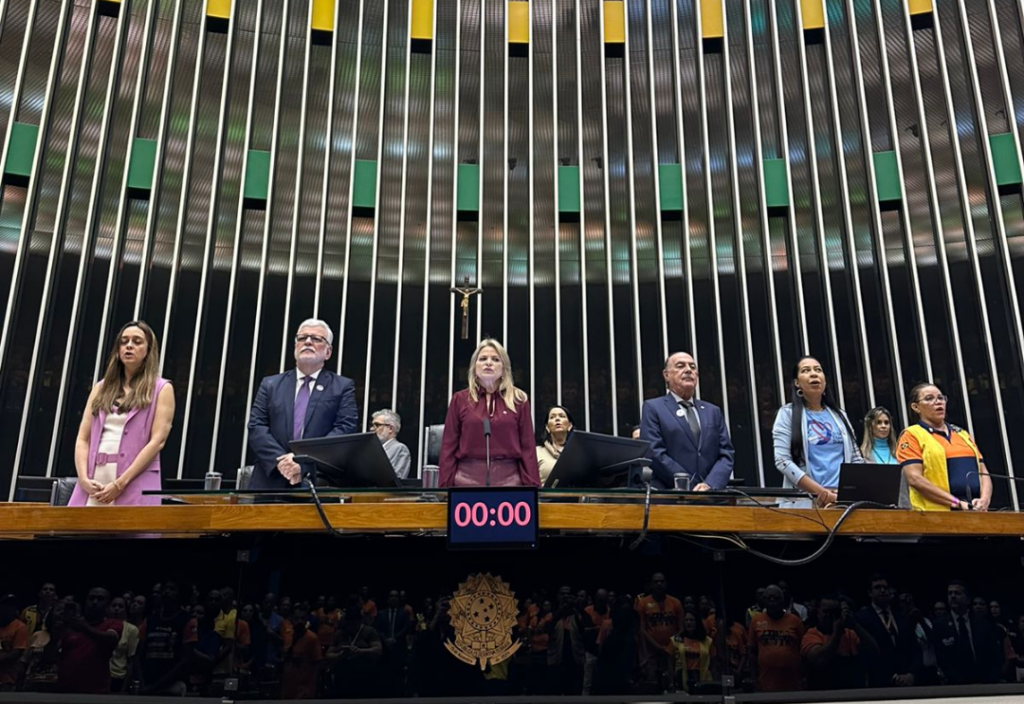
[247,318,359,490]
[70,321,175,506]
[772,356,863,508]
[640,352,735,490]
[896,383,992,511]
[438,339,540,487]
[536,405,574,483]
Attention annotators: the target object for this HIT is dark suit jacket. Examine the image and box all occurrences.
[247,368,359,489]
[640,394,734,489]
[930,612,1007,685]
[855,605,921,686]
[374,608,412,646]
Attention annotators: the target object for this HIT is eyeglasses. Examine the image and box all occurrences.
[916,394,947,405]
[371,422,392,429]
[295,334,328,345]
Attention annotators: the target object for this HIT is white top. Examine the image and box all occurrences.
[98,412,128,455]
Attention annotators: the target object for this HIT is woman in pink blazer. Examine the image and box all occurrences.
[69,321,175,506]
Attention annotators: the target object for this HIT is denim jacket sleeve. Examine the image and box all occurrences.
[772,404,807,486]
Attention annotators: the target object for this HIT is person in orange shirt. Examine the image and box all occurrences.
[525,600,552,694]
[636,573,684,690]
[669,609,716,692]
[802,597,877,690]
[748,584,804,692]
[280,605,322,699]
[582,588,610,694]
[723,620,747,678]
[359,587,377,625]
[0,595,29,690]
[314,597,340,651]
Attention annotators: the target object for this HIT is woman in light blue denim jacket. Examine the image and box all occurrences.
[772,356,864,507]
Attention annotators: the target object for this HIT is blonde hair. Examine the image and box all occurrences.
[860,406,897,459]
[466,338,527,411]
[92,321,161,415]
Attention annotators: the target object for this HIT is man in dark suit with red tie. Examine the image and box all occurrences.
[247,319,359,490]
[639,352,734,490]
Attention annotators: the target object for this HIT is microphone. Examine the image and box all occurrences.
[964,471,1020,506]
[483,418,492,487]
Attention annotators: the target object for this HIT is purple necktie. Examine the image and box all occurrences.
[294,376,310,440]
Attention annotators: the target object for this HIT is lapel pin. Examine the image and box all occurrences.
[316,384,324,391]
[676,408,685,417]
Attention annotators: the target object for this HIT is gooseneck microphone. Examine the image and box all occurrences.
[483,417,492,487]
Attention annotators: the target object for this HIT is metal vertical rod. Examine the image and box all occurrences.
[573,0,590,429]
[211,0,266,474]
[767,0,808,354]
[416,0,441,473]
[6,0,76,491]
[552,0,562,404]
[133,0,186,318]
[241,0,293,462]
[0,0,44,374]
[669,0,695,359]
[843,0,907,428]
[44,0,133,480]
[644,0,668,362]
[528,0,536,406]
[937,0,1017,507]
[177,0,239,478]
[872,0,931,382]
[792,0,844,407]
[622,0,644,424]
[696,0,729,422]
[597,0,619,435]
[336,0,366,360]
[280,0,315,369]
[314,0,342,315]
[476,0,484,338]
[502,0,509,346]
[361,0,392,424]
[820,0,874,409]
[446,0,462,402]
[92,0,161,382]
[743,0,785,408]
[721,0,763,485]
[390,0,415,408]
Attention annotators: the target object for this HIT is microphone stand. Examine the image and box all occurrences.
[483,418,492,487]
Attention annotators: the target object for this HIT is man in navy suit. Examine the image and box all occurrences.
[247,318,359,490]
[640,352,734,490]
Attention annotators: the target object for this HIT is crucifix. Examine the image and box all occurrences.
[451,276,482,340]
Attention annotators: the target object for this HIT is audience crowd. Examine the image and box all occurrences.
[2,573,1022,698]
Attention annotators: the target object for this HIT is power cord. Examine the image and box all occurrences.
[629,476,654,550]
[303,477,355,539]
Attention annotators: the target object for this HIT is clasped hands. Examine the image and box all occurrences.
[276,453,303,485]
[81,477,126,503]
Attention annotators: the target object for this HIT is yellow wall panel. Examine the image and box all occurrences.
[700,0,723,40]
[603,1,624,44]
[206,0,230,20]
[411,0,434,40]
[908,0,932,15]
[312,0,334,32]
[508,1,529,44]
[800,0,824,30]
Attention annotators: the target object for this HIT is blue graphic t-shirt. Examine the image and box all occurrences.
[805,409,844,489]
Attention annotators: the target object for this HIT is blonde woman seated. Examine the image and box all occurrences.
[536,405,574,484]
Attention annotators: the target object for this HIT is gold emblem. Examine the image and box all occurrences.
[900,441,910,451]
[445,573,521,670]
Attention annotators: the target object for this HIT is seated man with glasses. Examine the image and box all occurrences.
[896,383,992,511]
[247,318,359,490]
[371,409,411,479]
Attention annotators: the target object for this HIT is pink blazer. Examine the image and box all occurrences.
[68,378,169,507]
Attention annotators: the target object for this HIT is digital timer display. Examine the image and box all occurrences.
[447,487,538,550]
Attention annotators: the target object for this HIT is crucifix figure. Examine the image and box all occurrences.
[451,276,482,340]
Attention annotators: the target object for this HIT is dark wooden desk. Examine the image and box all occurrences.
[0,502,1020,537]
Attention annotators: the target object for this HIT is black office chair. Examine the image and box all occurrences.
[49,477,78,506]
[423,424,445,466]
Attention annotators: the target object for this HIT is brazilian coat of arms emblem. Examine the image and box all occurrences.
[444,573,521,670]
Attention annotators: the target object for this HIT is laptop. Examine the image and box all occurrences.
[838,463,903,505]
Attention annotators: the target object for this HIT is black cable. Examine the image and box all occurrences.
[628,480,653,550]
[721,487,831,530]
[303,478,357,539]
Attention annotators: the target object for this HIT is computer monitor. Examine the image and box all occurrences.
[544,431,651,488]
[838,463,902,505]
[289,433,401,488]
